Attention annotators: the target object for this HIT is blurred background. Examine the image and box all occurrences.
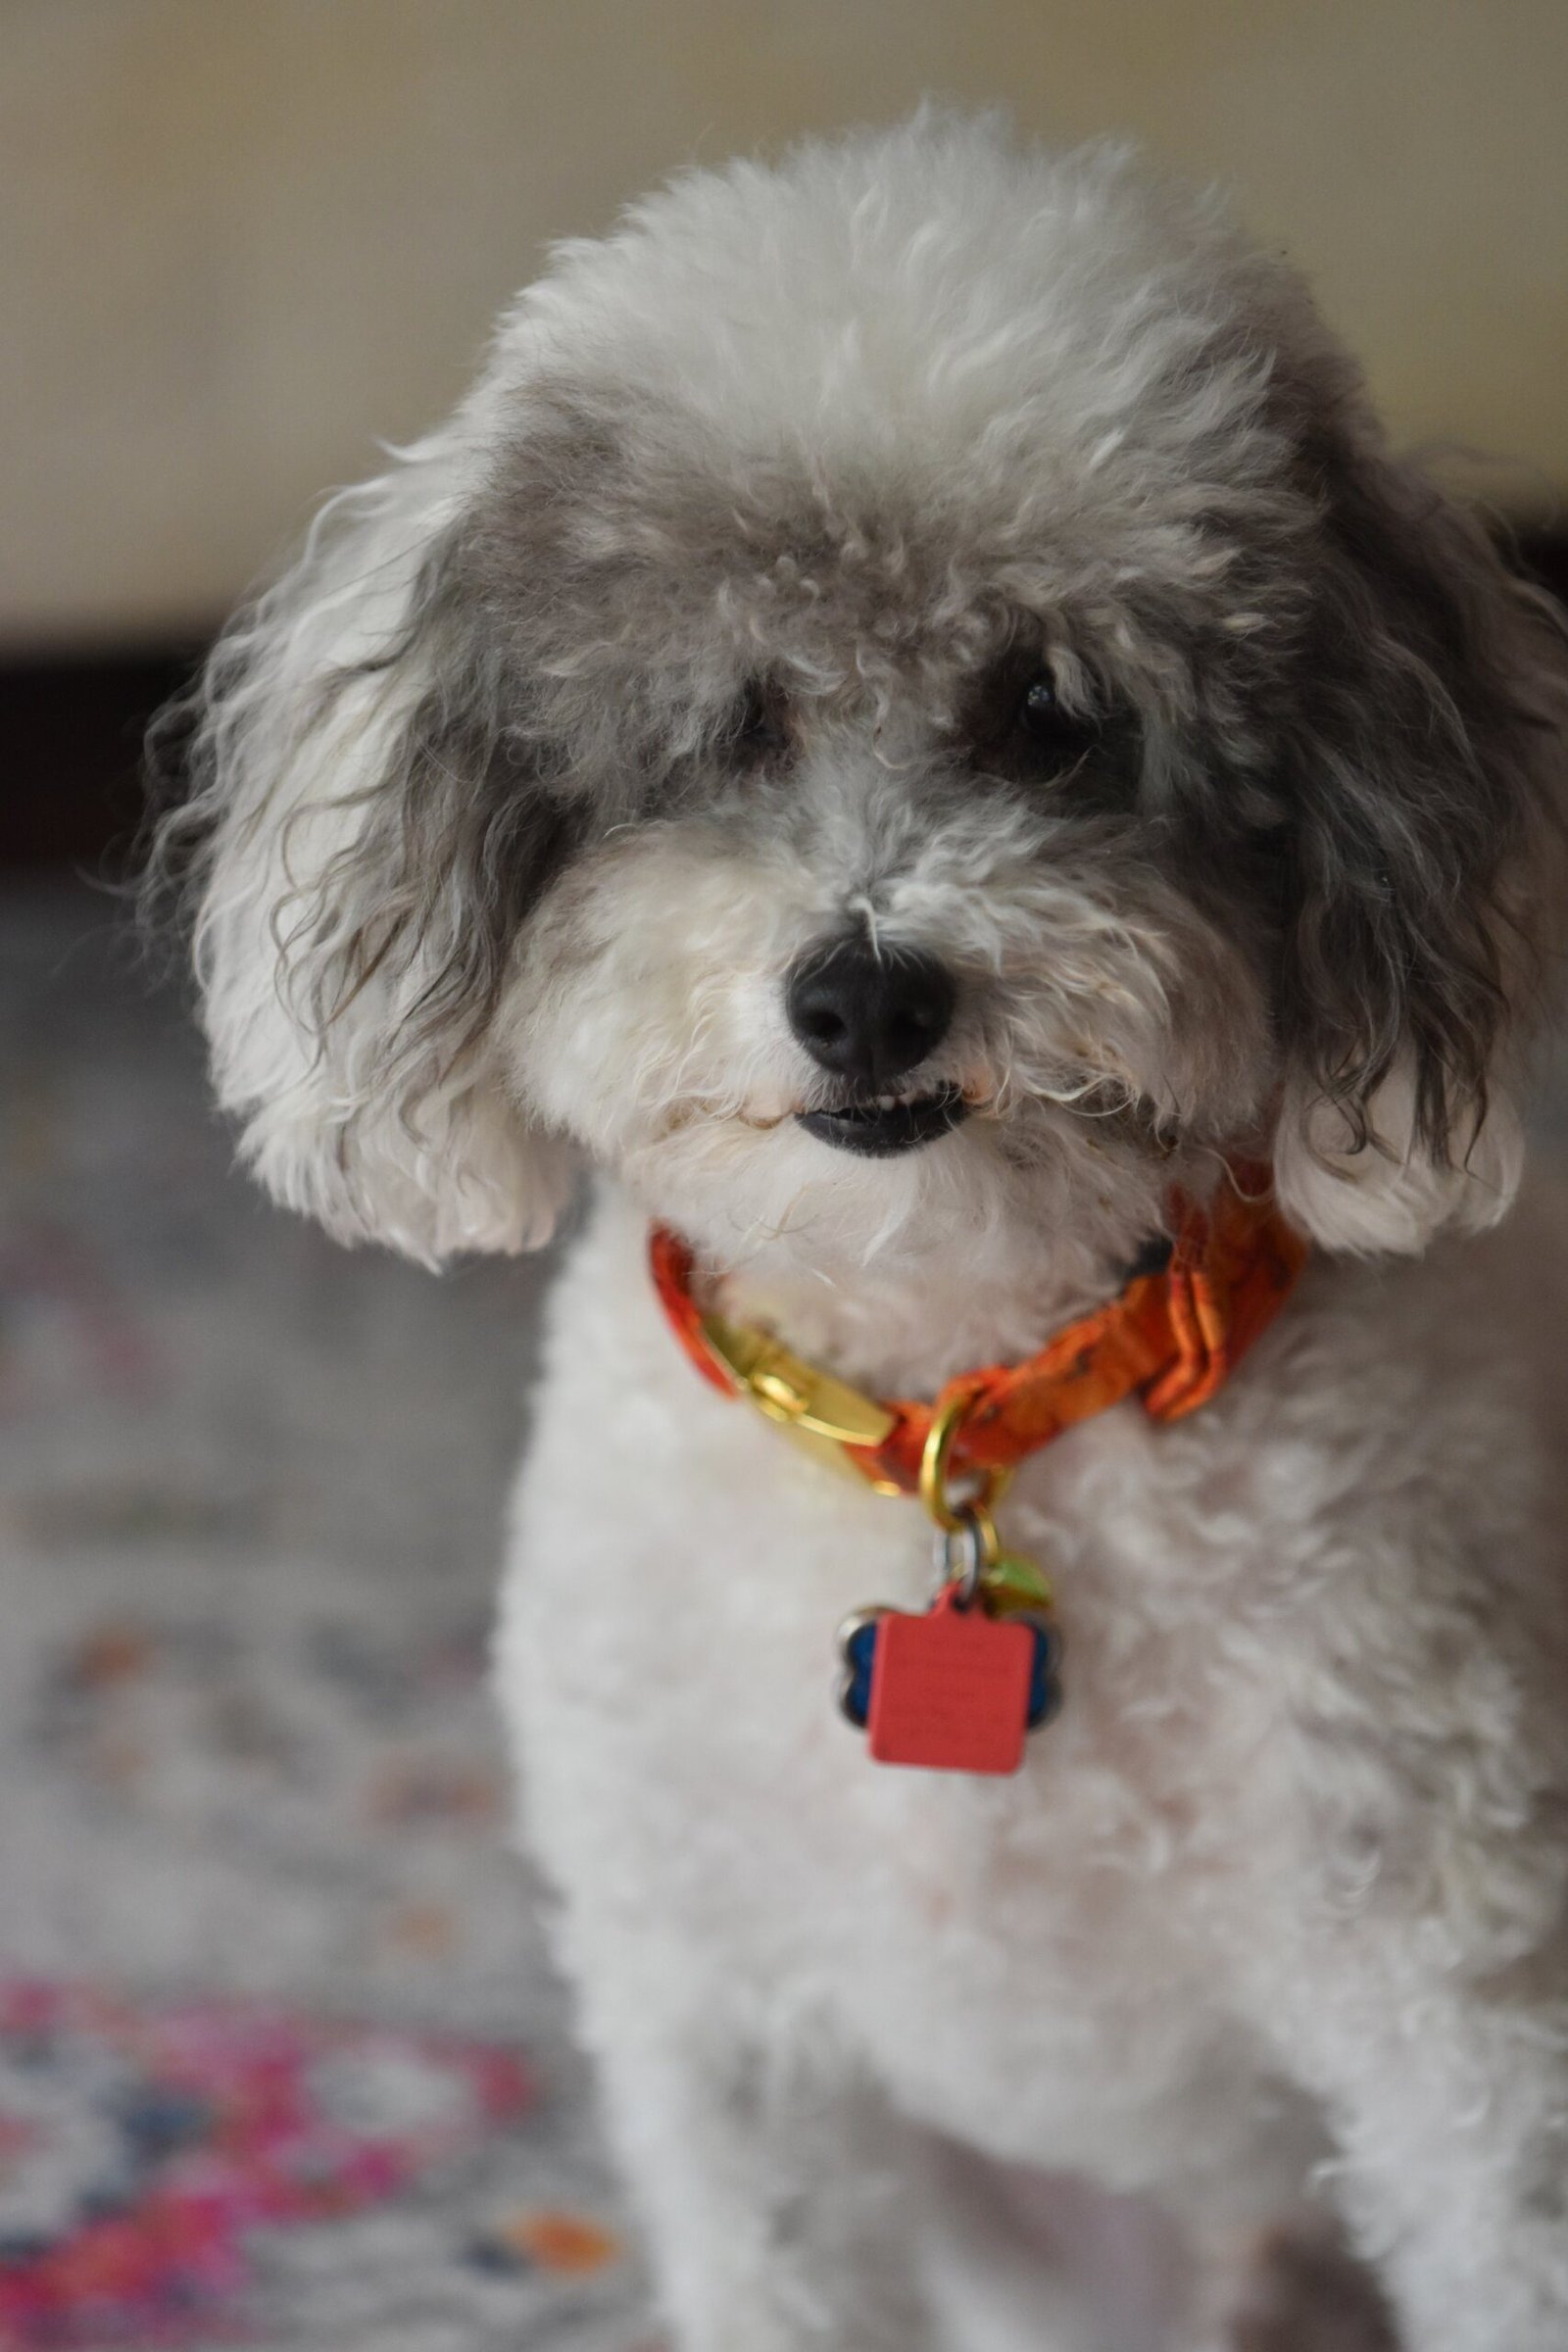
[1,7,1564,2349]
[7,0,1568,858]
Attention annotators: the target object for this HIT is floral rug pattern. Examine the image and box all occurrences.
[0,889,652,2352]
[0,1982,535,2346]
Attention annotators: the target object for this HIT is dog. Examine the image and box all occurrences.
[152,115,1568,2351]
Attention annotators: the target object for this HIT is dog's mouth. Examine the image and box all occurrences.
[796,1085,968,1157]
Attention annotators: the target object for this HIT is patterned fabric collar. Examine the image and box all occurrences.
[648,1163,1308,1496]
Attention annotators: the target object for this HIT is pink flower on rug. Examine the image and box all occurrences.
[0,1980,533,2348]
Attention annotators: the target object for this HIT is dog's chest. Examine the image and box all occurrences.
[503,1214,1287,2165]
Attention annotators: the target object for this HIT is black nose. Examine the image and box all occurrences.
[785,935,956,1088]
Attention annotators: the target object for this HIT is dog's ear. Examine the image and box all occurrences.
[1267,412,1568,1253]
[149,442,579,1264]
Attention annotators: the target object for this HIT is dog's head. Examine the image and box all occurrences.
[157,118,1567,1284]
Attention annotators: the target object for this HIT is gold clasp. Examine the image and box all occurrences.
[700,1313,898,1450]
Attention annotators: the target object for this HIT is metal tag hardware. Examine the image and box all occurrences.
[836,1397,1064,1776]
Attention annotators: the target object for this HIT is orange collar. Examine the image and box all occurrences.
[649,1164,1307,1497]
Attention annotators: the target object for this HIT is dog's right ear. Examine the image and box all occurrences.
[1263,417,1568,1255]
[147,436,578,1265]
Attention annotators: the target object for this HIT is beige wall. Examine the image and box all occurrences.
[4,0,1565,647]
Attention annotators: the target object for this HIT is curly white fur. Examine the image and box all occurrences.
[158,115,1568,2352]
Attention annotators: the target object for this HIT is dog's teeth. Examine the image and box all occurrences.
[823,1089,949,1120]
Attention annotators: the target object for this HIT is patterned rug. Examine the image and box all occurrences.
[0,885,653,2351]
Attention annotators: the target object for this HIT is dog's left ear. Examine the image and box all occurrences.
[150,439,581,1266]
[1268,414,1568,1253]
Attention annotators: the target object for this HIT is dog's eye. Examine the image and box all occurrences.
[1021,676,1061,733]
[728,678,790,766]
[1013,672,1097,779]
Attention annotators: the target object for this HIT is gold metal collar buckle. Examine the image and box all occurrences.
[698,1312,898,1450]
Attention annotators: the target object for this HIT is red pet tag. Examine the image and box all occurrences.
[838,1584,1061,1777]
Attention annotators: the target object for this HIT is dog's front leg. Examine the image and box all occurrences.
[572,1959,945,2352]
[1259,1953,1568,2352]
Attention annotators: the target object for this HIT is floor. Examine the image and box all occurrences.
[0,883,653,2352]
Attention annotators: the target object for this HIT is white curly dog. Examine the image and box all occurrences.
[156,117,1568,2352]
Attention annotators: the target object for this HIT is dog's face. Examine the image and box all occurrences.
[482,364,1276,1278]
[164,122,1564,1281]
